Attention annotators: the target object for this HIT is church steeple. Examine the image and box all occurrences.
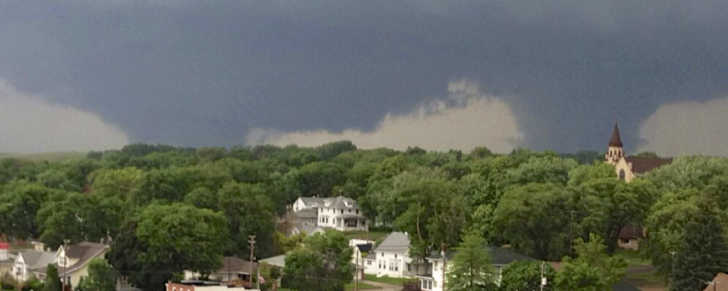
[608,123,623,147]
[605,122,624,164]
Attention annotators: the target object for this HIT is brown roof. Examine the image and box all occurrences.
[703,272,728,291]
[609,123,623,147]
[618,225,644,240]
[61,242,109,275]
[625,156,673,174]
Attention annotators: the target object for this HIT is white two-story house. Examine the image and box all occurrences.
[12,250,56,282]
[364,232,421,278]
[418,246,534,291]
[291,196,368,232]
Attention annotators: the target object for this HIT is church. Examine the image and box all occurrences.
[604,123,672,182]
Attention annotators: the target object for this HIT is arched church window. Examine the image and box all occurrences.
[619,169,626,181]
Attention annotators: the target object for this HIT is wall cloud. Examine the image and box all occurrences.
[246,80,523,153]
[0,80,129,153]
[638,97,728,157]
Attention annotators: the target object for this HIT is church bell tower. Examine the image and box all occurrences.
[605,122,624,164]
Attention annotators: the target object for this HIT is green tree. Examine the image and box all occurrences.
[0,181,61,239]
[282,231,353,291]
[44,264,62,291]
[670,201,728,291]
[76,259,118,291]
[216,182,275,258]
[554,234,627,291]
[500,261,556,291]
[446,231,495,291]
[493,183,572,260]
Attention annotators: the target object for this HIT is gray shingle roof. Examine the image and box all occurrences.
[324,196,358,210]
[300,197,325,208]
[19,250,56,270]
[374,232,410,254]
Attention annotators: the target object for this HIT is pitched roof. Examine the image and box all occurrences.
[625,156,673,174]
[61,242,109,275]
[300,197,325,207]
[609,123,623,147]
[260,254,286,268]
[324,196,358,209]
[619,225,644,240]
[19,250,56,270]
[704,273,728,291]
[216,257,256,275]
[374,232,410,254]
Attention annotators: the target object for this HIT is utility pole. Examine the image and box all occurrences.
[354,249,359,291]
[62,239,70,291]
[248,235,256,289]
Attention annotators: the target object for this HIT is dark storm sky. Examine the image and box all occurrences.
[1,1,727,154]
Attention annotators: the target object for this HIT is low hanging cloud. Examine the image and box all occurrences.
[0,80,129,153]
[246,80,523,153]
[638,97,728,157]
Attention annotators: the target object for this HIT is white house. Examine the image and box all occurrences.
[349,239,374,279]
[364,232,418,278]
[418,247,534,291]
[0,242,16,278]
[291,196,368,232]
[11,250,56,282]
[57,242,110,289]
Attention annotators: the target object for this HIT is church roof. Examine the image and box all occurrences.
[625,156,673,174]
[609,123,623,147]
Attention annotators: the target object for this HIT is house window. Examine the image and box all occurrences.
[394,254,397,258]
[340,209,344,214]
[407,263,411,272]
[619,169,626,180]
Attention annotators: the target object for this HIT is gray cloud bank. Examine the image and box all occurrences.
[247,80,522,153]
[1,1,727,153]
[638,97,728,157]
[0,80,129,153]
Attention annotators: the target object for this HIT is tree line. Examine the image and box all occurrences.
[1,142,727,290]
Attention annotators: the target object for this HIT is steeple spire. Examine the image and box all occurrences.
[608,122,623,147]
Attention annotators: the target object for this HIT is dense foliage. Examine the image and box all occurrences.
[1,142,728,290]
[282,231,353,291]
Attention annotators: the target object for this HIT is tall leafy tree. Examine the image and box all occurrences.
[282,231,353,291]
[76,259,118,291]
[493,183,572,260]
[554,234,627,291]
[446,231,496,291]
[670,201,728,291]
[500,261,556,291]
[44,264,62,291]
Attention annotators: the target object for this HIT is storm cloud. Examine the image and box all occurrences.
[638,97,728,157]
[247,80,522,152]
[1,1,727,153]
[0,80,129,153]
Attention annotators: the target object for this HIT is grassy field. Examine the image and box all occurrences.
[614,249,667,291]
[278,281,381,291]
[363,274,408,286]
[0,151,86,161]
[345,281,380,290]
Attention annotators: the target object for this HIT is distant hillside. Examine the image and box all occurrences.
[0,151,86,161]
